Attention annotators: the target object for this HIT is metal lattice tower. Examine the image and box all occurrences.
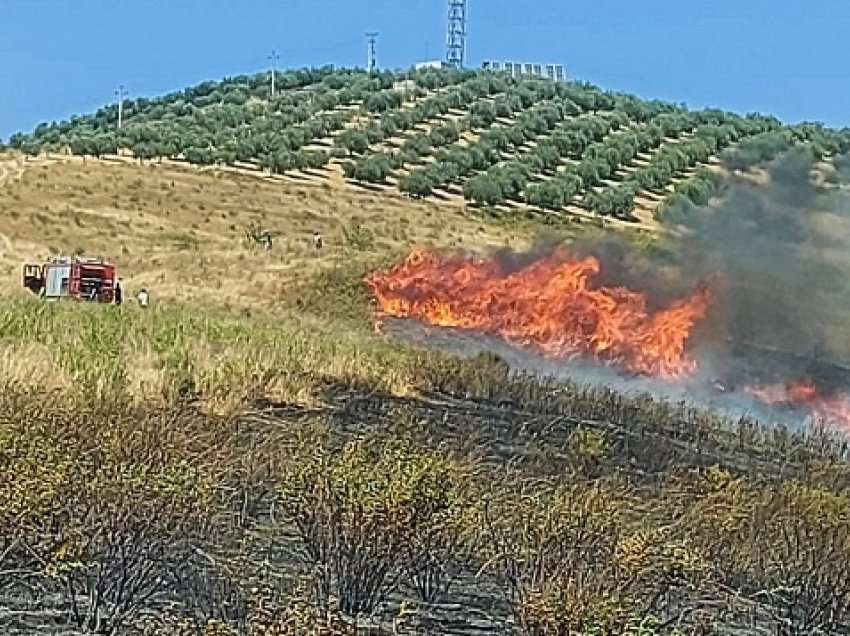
[446,0,467,69]
[366,32,379,72]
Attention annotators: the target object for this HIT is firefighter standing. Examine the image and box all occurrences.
[137,288,149,308]
[312,231,323,250]
[114,280,123,306]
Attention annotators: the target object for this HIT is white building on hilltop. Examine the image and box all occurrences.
[414,60,451,71]
[481,60,566,82]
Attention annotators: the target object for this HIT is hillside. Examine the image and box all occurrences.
[7,66,850,229]
[0,150,535,309]
[4,68,850,636]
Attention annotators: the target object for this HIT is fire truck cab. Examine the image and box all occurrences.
[23,256,116,303]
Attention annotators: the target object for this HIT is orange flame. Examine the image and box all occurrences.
[365,249,711,378]
[745,380,850,432]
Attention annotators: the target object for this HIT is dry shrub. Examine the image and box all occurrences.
[0,394,241,634]
[0,342,71,395]
[275,432,464,616]
[246,598,355,635]
[517,575,641,636]
[191,342,279,412]
[481,476,637,634]
[670,467,850,634]
[123,341,171,407]
[614,528,709,589]
[415,350,512,398]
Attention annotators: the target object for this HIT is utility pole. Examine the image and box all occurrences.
[268,49,280,99]
[114,85,127,129]
[366,32,379,73]
[446,0,467,69]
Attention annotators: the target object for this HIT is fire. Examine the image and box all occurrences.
[365,249,711,378]
[745,380,850,432]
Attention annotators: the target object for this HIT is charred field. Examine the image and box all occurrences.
[4,145,850,635]
[5,356,850,636]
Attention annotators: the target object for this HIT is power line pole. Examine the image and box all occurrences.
[268,49,280,99]
[366,32,379,73]
[446,0,467,69]
[114,85,127,130]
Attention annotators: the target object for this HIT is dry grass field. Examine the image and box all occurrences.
[0,152,559,311]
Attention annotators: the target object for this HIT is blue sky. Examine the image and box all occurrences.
[2,0,848,139]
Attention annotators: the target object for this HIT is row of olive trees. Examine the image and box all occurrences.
[19,82,403,172]
[719,123,850,172]
[395,96,590,196]
[457,109,697,210]
[582,124,756,219]
[593,115,786,218]
[472,107,784,217]
[7,67,471,166]
[391,80,690,199]
[337,72,595,186]
[10,66,356,149]
[16,65,484,149]
[656,122,850,223]
[457,106,714,210]
[528,113,784,219]
[333,73,510,159]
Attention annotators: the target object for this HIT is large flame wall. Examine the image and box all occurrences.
[366,248,850,434]
[365,249,711,379]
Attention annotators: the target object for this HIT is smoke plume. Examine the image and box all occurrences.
[370,147,850,432]
[676,148,850,372]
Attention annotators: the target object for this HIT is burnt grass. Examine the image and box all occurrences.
[255,375,850,635]
[4,363,850,635]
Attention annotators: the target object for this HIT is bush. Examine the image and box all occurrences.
[429,124,461,148]
[403,133,433,157]
[525,181,568,210]
[350,153,395,183]
[675,171,721,206]
[365,90,403,113]
[585,184,636,218]
[463,173,504,206]
[276,436,458,615]
[655,192,695,224]
[721,131,794,171]
[399,170,437,198]
[294,149,329,170]
[335,130,370,156]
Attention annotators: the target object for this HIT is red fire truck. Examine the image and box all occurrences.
[23,256,116,303]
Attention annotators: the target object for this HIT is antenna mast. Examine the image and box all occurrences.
[268,49,280,99]
[366,32,379,72]
[446,0,467,69]
[114,85,127,130]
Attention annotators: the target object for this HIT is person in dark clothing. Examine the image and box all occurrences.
[114,280,123,306]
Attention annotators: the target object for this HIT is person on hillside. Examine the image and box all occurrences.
[137,288,149,308]
[262,230,273,250]
[114,280,123,306]
[312,231,323,250]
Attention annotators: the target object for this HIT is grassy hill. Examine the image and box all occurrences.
[3,68,850,635]
[7,66,850,228]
